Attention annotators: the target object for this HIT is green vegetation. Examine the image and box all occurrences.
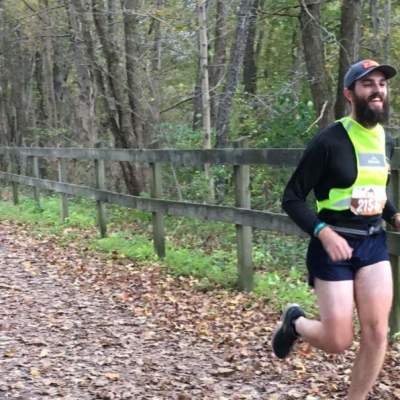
[0,192,315,314]
[93,232,156,262]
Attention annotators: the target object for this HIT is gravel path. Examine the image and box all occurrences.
[0,223,271,399]
[1,221,400,399]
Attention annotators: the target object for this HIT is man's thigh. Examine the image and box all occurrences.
[314,278,355,335]
[354,261,393,327]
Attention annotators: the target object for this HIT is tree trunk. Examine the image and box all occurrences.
[0,1,11,146]
[33,51,47,129]
[10,35,28,147]
[122,0,146,147]
[70,0,111,127]
[215,0,255,148]
[92,0,133,145]
[91,0,143,194]
[197,0,215,202]
[192,1,206,132]
[148,0,163,134]
[334,0,362,119]
[209,0,228,127]
[370,0,381,58]
[107,0,118,39]
[197,0,212,150]
[39,0,58,128]
[300,0,335,130]
[192,72,203,131]
[243,0,260,95]
[383,0,391,63]
[290,25,303,102]
[71,0,132,192]
[66,0,98,145]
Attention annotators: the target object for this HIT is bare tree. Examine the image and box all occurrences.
[209,0,228,127]
[197,0,215,202]
[39,0,58,128]
[192,48,203,131]
[66,0,98,145]
[370,0,380,58]
[334,0,363,119]
[123,0,146,147]
[243,0,260,96]
[216,0,255,148]
[91,0,144,194]
[383,0,391,63]
[148,0,163,131]
[0,1,11,145]
[9,29,30,147]
[300,0,335,129]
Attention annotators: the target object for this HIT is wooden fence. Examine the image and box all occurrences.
[1,143,400,334]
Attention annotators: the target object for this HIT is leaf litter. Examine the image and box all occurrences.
[0,220,399,399]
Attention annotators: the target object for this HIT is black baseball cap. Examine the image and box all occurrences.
[344,59,397,88]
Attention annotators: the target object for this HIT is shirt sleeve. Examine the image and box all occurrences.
[383,130,398,225]
[382,199,397,225]
[282,135,328,236]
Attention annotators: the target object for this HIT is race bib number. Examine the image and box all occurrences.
[350,186,387,216]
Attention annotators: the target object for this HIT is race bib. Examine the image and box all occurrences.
[350,186,387,216]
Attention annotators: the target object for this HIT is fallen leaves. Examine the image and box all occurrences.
[0,220,400,399]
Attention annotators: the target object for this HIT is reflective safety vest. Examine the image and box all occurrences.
[316,116,388,215]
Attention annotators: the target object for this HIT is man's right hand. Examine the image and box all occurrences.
[318,226,353,262]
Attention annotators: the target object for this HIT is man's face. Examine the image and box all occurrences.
[350,71,389,127]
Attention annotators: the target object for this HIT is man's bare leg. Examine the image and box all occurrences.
[348,261,393,400]
[295,279,354,353]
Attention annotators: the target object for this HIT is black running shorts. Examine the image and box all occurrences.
[306,230,389,287]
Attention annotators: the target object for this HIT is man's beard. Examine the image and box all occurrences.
[353,92,389,127]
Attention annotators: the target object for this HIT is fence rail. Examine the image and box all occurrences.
[1,145,400,334]
[0,146,303,166]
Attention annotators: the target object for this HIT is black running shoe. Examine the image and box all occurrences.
[271,304,305,359]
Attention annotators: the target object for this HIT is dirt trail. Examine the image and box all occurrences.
[0,221,399,399]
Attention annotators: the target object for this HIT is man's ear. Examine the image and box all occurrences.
[343,87,352,103]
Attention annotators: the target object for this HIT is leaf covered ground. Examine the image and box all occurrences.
[1,220,400,399]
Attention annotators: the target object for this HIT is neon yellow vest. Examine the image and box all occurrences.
[316,116,388,214]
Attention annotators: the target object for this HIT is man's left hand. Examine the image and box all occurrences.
[393,213,400,231]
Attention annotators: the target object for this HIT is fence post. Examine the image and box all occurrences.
[150,142,166,258]
[95,142,107,238]
[32,155,41,209]
[58,158,69,222]
[10,149,18,205]
[390,168,400,336]
[234,137,253,291]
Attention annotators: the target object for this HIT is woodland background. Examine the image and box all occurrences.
[0,0,399,197]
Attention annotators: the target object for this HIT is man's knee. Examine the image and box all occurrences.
[322,321,353,353]
[324,332,353,353]
[361,322,388,347]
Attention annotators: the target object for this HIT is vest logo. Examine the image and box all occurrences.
[369,155,381,164]
[359,153,385,167]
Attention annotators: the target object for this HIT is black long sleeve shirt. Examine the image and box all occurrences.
[282,121,397,236]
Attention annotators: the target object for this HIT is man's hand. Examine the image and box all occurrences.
[393,213,400,231]
[318,226,353,262]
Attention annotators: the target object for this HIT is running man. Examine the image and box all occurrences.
[272,59,399,400]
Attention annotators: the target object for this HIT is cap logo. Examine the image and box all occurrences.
[362,60,379,69]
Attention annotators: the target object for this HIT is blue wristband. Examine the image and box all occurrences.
[313,222,327,238]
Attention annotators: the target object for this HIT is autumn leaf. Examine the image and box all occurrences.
[104,372,120,381]
[39,349,49,358]
[4,348,16,358]
[30,368,41,378]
